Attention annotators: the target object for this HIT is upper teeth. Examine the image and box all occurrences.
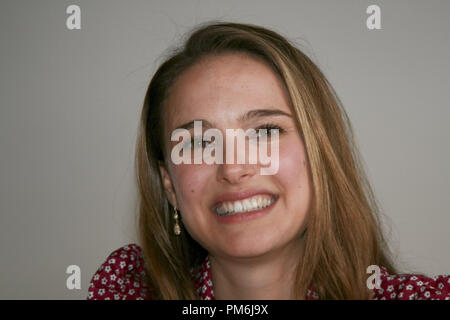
[214,195,276,216]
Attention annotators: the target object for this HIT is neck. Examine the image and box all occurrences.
[209,237,304,300]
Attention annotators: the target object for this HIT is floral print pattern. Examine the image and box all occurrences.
[87,244,450,300]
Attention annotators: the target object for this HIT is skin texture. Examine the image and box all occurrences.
[159,53,312,299]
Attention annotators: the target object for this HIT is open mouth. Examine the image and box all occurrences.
[213,194,278,216]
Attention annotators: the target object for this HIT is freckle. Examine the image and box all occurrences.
[191,189,194,193]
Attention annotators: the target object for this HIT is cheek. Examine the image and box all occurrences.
[171,164,216,246]
[277,138,311,234]
[170,164,212,214]
[277,136,309,190]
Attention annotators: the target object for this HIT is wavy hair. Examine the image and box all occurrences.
[135,21,397,299]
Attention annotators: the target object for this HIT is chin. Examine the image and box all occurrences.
[218,233,279,259]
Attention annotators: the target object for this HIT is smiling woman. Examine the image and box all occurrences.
[87,21,450,300]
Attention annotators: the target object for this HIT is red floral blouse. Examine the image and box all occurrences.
[87,243,450,300]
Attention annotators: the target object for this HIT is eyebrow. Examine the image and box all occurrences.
[238,108,293,123]
[174,108,292,131]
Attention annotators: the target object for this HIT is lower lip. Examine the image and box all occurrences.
[212,197,278,224]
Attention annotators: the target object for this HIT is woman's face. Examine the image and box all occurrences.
[160,53,312,259]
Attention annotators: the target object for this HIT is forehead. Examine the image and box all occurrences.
[163,53,292,130]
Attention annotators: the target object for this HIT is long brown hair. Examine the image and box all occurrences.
[135,21,397,299]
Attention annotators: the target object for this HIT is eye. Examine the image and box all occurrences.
[187,136,214,149]
[254,123,285,137]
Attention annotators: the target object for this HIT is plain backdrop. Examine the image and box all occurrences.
[0,0,449,299]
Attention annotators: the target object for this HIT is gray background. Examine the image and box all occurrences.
[0,0,449,299]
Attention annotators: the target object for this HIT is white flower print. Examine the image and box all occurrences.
[86,243,450,300]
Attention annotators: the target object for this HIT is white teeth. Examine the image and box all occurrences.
[214,195,276,216]
[234,201,243,212]
[257,197,262,207]
[262,198,268,207]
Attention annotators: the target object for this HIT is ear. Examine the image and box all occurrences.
[159,161,178,208]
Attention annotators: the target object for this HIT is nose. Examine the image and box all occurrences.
[217,137,258,184]
[217,162,257,185]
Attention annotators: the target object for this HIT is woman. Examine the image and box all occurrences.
[87,21,449,300]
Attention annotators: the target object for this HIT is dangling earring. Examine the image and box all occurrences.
[173,206,181,236]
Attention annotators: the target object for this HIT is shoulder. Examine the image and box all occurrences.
[87,243,151,300]
[374,266,450,300]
